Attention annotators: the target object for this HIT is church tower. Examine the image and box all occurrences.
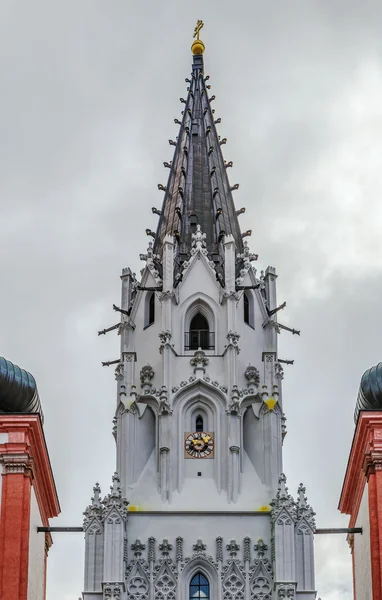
[82,23,317,600]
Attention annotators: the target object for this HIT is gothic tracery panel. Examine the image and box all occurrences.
[222,562,245,600]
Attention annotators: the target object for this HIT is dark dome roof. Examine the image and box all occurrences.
[354,362,382,423]
[0,357,43,421]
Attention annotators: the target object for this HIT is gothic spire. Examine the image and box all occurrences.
[153,25,244,277]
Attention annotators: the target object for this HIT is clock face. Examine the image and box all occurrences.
[184,432,214,459]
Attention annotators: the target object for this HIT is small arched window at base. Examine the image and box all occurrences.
[243,291,255,329]
[144,291,155,329]
[190,573,210,600]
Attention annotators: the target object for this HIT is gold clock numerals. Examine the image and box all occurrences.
[184,432,214,459]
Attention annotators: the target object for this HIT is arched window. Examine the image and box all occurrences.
[195,415,204,431]
[190,573,209,600]
[243,291,254,328]
[189,313,210,350]
[144,292,155,328]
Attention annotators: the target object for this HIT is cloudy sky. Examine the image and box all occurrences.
[2,0,382,597]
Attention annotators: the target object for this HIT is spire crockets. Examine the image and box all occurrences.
[153,21,244,281]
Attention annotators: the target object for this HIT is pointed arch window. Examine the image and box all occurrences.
[195,415,204,431]
[243,291,255,329]
[144,292,155,328]
[187,313,213,350]
[190,573,209,600]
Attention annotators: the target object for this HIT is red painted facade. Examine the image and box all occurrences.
[0,415,60,600]
[339,412,382,599]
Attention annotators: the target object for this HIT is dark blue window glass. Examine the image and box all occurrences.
[190,573,209,600]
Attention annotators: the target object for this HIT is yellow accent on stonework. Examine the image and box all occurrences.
[258,505,271,512]
[128,505,144,512]
[264,397,277,411]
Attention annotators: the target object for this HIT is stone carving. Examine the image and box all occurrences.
[114,363,124,381]
[281,413,287,439]
[226,330,240,347]
[277,584,295,598]
[216,536,223,561]
[227,385,241,415]
[244,365,260,387]
[139,242,162,284]
[236,240,258,285]
[226,539,240,557]
[274,362,284,380]
[193,538,207,553]
[159,330,172,347]
[112,417,117,441]
[102,472,129,515]
[158,386,172,415]
[222,562,245,600]
[251,576,272,600]
[154,563,177,600]
[148,537,156,562]
[250,538,273,600]
[270,473,297,523]
[254,539,267,558]
[131,539,146,558]
[83,482,103,530]
[176,537,183,561]
[159,538,173,556]
[243,537,251,562]
[126,561,149,600]
[296,483,316,530]
[191,224,208,255]
[140,364,154,386]
[190,348,209,371]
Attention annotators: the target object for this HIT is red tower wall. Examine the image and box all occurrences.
[339,413,382,600]
[0,414,60,600]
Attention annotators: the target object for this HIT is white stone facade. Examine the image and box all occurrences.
[81,229,317,599]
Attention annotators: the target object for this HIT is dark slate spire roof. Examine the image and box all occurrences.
[153,48,244,276]
[0,357,43,421]
[354,362,382,423]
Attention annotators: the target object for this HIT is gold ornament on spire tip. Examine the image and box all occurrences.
[191,19,205,55]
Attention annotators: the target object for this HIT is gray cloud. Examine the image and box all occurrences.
[2,1,382,597]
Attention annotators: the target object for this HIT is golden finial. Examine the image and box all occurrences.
[191,20,205,55]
